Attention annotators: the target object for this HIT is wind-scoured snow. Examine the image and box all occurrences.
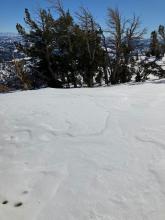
[0,80,165,220]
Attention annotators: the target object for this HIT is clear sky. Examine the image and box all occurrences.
[0,0,165,37]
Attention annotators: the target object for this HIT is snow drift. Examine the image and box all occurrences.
[0,80,165,220]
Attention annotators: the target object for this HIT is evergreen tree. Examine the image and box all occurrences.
[150,31,160,57]
[76,7,104,87]
[15,2,148,88]
[158,25,165,55]
[16,4,105,88]
[16,8,63,87]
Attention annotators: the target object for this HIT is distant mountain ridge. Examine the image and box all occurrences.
[0,32,19,37]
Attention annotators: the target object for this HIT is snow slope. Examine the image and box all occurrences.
[0,80,165,220]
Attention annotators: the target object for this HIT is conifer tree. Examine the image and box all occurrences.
[150,31,160,57]
[16,8,63,87]
[76,7,104,87]
[158,25,165,55]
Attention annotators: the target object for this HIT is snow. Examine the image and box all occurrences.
[0,80,165,220]
[162,55,165,63]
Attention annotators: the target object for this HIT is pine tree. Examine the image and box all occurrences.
[16,8,63,87]
[16,4,105,88]
[150,31,160,57]
[158,25,165,55]
[76,7,104,87]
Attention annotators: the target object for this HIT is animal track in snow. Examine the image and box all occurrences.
[2,200,8,205]
[1,200,23,207]
[22,191,28,195]
[14,202,23,207]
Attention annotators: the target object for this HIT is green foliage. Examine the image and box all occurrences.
[16,3,157,88]
[150,31,160,57]
[16,6,104,88]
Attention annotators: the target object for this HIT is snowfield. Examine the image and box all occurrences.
[0,80,165,220]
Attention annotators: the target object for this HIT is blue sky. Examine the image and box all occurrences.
[0,0,165,37]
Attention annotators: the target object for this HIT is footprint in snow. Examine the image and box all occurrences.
[22,190,28,195]
[2,200,8,205]
[14,202,23,207]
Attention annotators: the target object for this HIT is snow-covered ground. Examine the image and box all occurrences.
[0,80,165,220]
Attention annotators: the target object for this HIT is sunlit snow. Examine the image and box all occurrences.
[0,80,165,220]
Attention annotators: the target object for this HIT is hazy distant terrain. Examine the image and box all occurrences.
[0,33,22,62]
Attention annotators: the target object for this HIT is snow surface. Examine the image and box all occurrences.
[0,80,165,220]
